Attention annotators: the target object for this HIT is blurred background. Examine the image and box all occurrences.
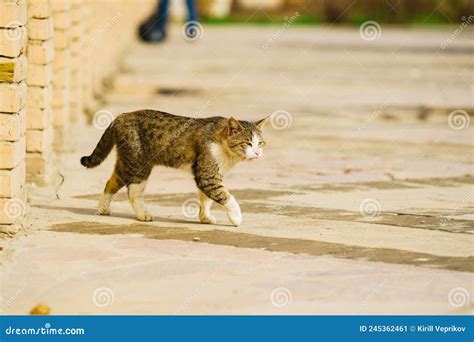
[179,0,473,24]
[0,0,472,315]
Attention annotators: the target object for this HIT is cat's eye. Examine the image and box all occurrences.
[258,141,266,147]
[239,142,251,148]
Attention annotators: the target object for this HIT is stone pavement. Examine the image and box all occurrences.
[1,25,473,314]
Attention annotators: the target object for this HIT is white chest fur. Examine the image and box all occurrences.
[209,142,238,174]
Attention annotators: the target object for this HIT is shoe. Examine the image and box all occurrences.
[143,28,167,42]
[138,16,167,43]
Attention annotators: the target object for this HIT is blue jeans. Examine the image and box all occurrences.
[156,0,198,30]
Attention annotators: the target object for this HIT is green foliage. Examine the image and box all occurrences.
[201,15,321,26]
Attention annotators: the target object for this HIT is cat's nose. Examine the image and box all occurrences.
[254,149,261,157]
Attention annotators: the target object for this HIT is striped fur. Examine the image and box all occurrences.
[81,110,268,225]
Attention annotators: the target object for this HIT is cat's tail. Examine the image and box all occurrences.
[80,123,115,168]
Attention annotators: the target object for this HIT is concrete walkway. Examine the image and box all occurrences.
[1,25,473,315]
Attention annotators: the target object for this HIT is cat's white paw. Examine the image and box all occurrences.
[199,214,216,224]
[225,196,242,226]
[98,194,112,215]
[137,212,153,221]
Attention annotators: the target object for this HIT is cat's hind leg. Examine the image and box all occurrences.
[115,130,153,222]
[98,170,124,215]
[127,180,153,221]
[198,191,216,224]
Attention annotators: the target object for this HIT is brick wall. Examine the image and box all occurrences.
[0,0,28,231]
[26,0,55,184]
[69,0,83,124]
[0,0,155,231]
[52,0,72,151]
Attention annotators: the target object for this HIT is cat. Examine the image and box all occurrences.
[81,110,268,226]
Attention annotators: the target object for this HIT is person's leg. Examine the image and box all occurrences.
[185,0,198,22]
[139,0,170,42]
[183,0,201,40]
[156,0,170,29]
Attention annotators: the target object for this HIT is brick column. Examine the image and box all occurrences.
[52,0,72,151]
[0,0,28,230]
[51,0,72,150]
[26,0,54,184]
[81,0,95,117]
[69,0,83,124]
[89,0,110,105]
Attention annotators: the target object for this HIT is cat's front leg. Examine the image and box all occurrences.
[201,188,242,226]
[224,195,242,226]
[197,186,241,226]
[193,162,242,226]
[198,191,216,224]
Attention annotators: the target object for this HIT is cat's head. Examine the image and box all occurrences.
[223,117,268,160]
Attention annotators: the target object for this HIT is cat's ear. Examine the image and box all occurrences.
[227,117,242,135]
[254,116,269,130]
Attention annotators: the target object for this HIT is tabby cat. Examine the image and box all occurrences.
[81,110,268,226]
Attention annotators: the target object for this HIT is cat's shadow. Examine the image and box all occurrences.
[33,204,229,226]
